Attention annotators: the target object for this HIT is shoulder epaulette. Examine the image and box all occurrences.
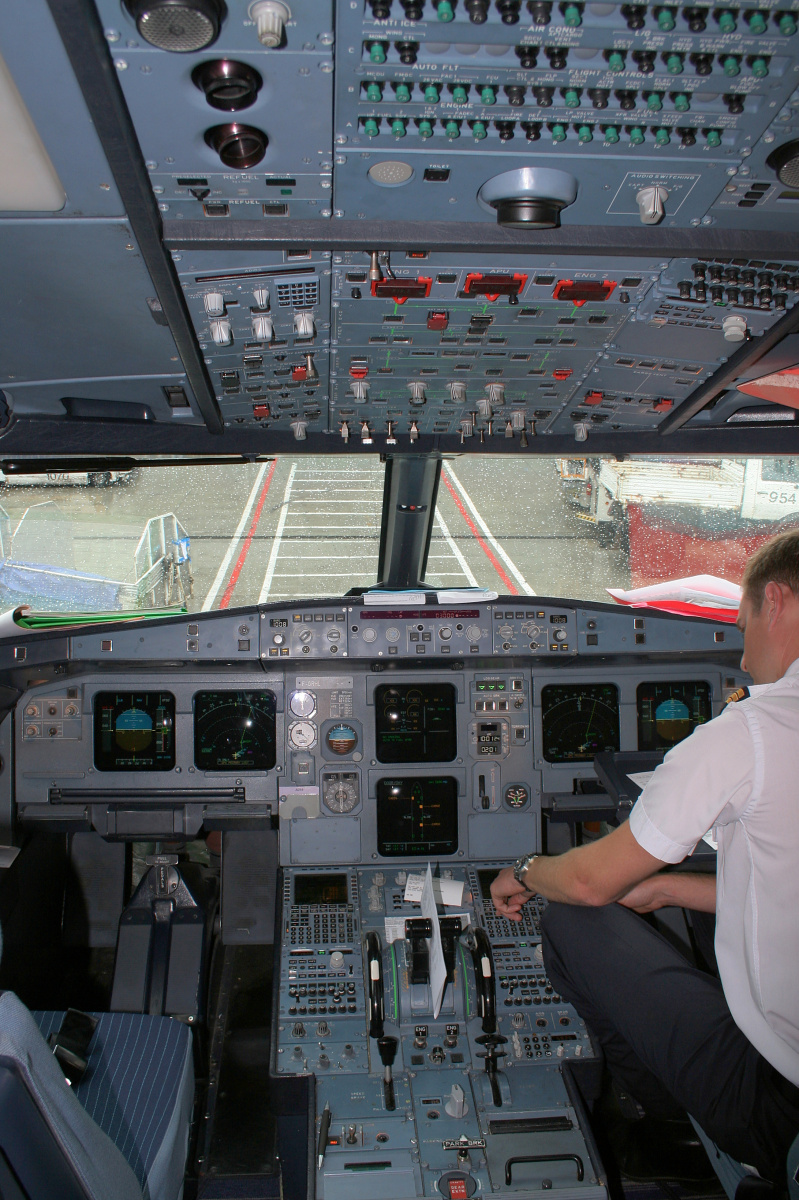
[726,687,750,704]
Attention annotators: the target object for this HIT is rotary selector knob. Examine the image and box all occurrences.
[362,627,377,643]
[210,318,233,346]
[327,627,341,641]
[553,628,568,642]
[385,627,400,642]
[330,951,345,971]
[25,704,39,717]
[498,624,514,639]
[204,292,225,316]
[288,721,316,750]
[298,628,313,644]
[294,311,315,338]
[439,627,452,640]
[272,633,285,645]
[290,690,316,718]
[252,314,273,341]
[466,625,481,643]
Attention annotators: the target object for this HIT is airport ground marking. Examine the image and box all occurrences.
[442,465,536,596]
[219,460,279,609]
[259,462,299,603]
[201,461,272,611]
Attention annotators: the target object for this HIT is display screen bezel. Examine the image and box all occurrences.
[376,776,459,858]
[193,689,277,771]
[374,682,457,764]
[93,690,176,772]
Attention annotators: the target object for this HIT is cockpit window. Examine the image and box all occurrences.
[2,455,798,615]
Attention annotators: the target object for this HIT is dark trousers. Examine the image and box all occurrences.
[541,901,799,1183]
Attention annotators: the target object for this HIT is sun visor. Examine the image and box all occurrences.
[0,49,65,211]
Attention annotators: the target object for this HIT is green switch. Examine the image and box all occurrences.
[751,56,769,77]
[654,127,670,145]
[391,118,406,137]
[666,53,684,74]
[577,123,593,142]
[394,82,411,102]
[673,92,690,111]
[480,85,497,105]
[366,82,383,101]
[607,51,625,72]
[424,83,440,103]
[436,0,455,20]
[706,128,722,147]
[452,85,469,103]
[722,55,740,76]
[779,12,797,35]
[563,3,582,26]
[418,118,433,138]
[717,8,736,31]
[604,125,620,142]
[551,122,567,141]
[369,42,386,64]
[646,92,663,111]
[629,125,645,144]
[747,10,767,33]
[564,88,580,107]
[657,7,676,30]
[445,120,460,138]
[364,118,380,137]
[472,120,488,139]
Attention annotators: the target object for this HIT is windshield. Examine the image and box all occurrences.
[0,455,797,616]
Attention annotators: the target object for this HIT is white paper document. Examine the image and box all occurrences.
[404,872,464,907]
[362,590,426,606]
[436,589,498,604]
[628,771,655,791]
[422,862,448,1019]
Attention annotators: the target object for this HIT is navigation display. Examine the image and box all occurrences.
[94,691,175,771]
[194,690,276,771]
[376,777,458,857]
[541,683,620,763]
[375,683,457,763]
[637,681,711,751]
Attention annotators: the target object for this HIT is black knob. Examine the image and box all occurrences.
[679,128,696,147]
[515,44,538,68]
[465,0,490,19]
[533,85,554,106]
[497,0,522,22]
[124,0,225,52]
[691,53,713,75]
[615,90,636,111]
[377,1035,398,1066]
[527,0,552,22]
[588,88,609,109]
[546,46,568,68]
[369,0,392,14]
[400,0,423,17]
[521,121,541,140]
[205,123,268,168]
[684,5,706,29]
[505,85,526,106]
[192,60,262,110]
[725,94,745,115]
[621,3,646,28]
[495,120,516,140]
[395,40,419,63]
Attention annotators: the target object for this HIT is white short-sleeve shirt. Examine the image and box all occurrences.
[629,659,799,1087]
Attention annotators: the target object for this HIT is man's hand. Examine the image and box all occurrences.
[490,866,533,921]
[618,870,716,914]
[617,876,667,913]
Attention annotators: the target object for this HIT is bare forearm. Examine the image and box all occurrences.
[649,871,717,912]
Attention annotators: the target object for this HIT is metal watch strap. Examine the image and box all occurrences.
[512,852,539,886]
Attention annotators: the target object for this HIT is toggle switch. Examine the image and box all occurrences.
[290,418,308,441]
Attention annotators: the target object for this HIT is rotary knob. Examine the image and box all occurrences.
[439,627,452,640]
[272,633,285,645]
[362,627,377,643]
[327,627,341,641]
[466,625,481,643]
[298,628,313,643]
[385,627,400,642]
[553,628,567,642]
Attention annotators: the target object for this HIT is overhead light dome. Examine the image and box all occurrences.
[124,0,226,52]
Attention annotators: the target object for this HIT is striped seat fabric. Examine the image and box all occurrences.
[33,1010,194,1200]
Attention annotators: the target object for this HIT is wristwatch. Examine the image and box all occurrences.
[512,851,540,889]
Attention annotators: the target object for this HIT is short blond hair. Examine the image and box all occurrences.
[742,529,799,611]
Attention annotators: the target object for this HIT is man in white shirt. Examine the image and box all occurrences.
[491,530,799,1182]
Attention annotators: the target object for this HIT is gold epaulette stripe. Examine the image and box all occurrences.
[726,687,750,704]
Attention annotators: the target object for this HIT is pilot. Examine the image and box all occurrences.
[491,529,799,1183]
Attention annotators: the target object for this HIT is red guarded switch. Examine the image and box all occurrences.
[653,398,674,412]
[552,368,573,380]
[427,310,449,331]
[252,404,270,420]
[350,364,369,379]
[583,390,604,406]
[292,366,308,382]
[552,279,617,306]
[447,1180,469,1200]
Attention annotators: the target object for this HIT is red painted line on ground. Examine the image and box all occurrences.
[220,459,278,609]
[441,470,518,596]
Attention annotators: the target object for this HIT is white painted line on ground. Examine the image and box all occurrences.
[259,462,298,604]
[431,511,479,587]
[202,462,269,611]
[443,464,536,596]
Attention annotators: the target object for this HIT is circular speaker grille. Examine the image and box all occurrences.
[136,3,219,52]
[767,139,799,189]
